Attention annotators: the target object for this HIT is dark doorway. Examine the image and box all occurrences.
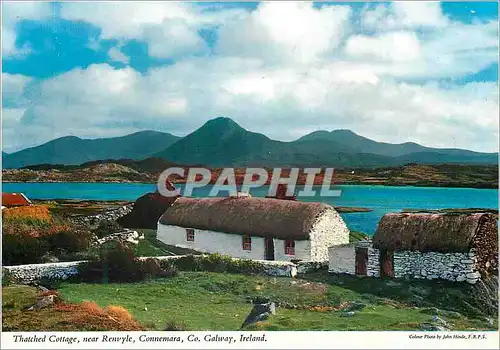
[379,249,394,278]
[264,236,275,261]
[355,247,368,276]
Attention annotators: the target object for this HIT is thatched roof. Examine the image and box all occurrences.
[372,212,496,253]
[159,197,335,240]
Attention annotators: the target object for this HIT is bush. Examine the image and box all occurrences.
[43,228,93,254]
[38,275,64,290]
[162,254,266,275]
[54,301,145,331]
[78,242,174,283]
[2,205,52,223]
[2,269,15,286]
[3,213,95,264]
[3,233,50,265]
[93,220,123,238]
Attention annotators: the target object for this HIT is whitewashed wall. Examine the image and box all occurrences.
[273,239,310,262]
[157,224,266,260]
[157,207,350,263]
[310,209,350,261]
[328,245,355,274]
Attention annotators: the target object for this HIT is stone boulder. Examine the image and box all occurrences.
[118,192,179,229]
[240,298,276,329]
[27,294,57,311]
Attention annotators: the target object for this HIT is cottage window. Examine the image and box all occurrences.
[284,240,295,255]
[242,235,252,251]
[186,229,195,242]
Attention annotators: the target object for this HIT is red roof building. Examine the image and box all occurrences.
[2,193,32,207]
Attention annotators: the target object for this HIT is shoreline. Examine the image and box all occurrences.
[2,180,498,190]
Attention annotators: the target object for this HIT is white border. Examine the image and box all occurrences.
[1,331,500,349]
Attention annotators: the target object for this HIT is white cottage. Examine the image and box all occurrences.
[157,197,349,262]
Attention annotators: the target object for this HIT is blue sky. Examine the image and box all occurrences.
[2,1,499,153]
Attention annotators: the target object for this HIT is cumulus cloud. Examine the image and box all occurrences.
[59,2,246,59]
[361,2,449,31]
[1,1,499,153]
[108,46,130,64]
[216,2,352,64]
[345,31,421,62]
[1,2,54,56]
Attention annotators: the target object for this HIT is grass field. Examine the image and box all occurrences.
[3,272,496,331]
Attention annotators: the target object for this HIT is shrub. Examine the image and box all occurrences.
[93,220,123,238]
[56,251,98,262]
[43,228,93,254]
[38,275,65,290]
[2,205,52,223]
[54,301,144,331]
[3,213,94,264]
[78,242,174,283]
[2,218,51,238]
[2,269,15,286]
[2,233,49,265]
[165,254,266,275]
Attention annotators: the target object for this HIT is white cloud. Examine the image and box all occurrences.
[2,73,33,107]
[2,2,499,153]
[217,2,351,64]
[345,31,421,62]
[362,2,449,31]
[1,2,54,56]
[108,46,130,64]
[3,59,498,153]
[60,2,246,59]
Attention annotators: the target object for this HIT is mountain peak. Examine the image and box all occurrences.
[203,117,242,129]
[331,129,359,136]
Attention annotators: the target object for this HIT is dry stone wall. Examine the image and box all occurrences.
[392,249,481,284]
[3,255,300,285]
[367,247,380,277]
[361,245,482,284]
[71,204,134,226]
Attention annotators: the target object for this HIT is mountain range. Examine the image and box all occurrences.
[2,117,498,169]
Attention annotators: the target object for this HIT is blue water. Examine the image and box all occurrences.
[2,182,498,235]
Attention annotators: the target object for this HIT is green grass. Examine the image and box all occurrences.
[349,231,368,243]
[52,272,495,331]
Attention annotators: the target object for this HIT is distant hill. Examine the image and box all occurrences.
[3,117,498,169]
[3,131,180,169]
[153,117,282,166]
[151,118,397,167]
[299,129,498,163]
[152,117,497,167]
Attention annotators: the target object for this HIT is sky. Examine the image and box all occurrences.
[1,1,499,153]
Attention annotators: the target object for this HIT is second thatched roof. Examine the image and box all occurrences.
[372,212,496,253]
[158,197,336,240]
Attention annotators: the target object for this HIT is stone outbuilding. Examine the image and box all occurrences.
[350,211,498,284]
[157,196,350,262]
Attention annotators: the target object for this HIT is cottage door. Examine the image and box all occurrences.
[264,236,275,261]
[355,247,368,275]
[379,250,394,278]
